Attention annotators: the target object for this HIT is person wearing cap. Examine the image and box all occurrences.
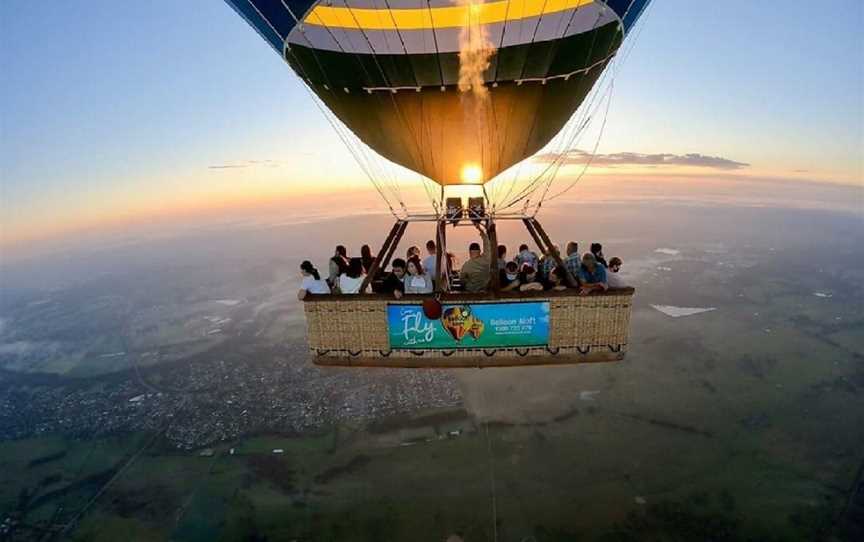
[578,252,608,295]
[459,224,492,292]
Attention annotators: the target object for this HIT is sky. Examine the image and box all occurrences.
[1,0,862,249]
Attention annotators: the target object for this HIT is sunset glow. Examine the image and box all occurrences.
[1,0,861,253]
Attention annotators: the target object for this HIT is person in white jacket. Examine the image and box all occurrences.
[404,257,434,294]
[607,257,627,288]
[297,260,331,300]
[337,257,366,294]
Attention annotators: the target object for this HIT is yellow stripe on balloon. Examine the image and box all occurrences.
[304,0,595,31]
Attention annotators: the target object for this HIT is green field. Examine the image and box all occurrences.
[3,391,860,541]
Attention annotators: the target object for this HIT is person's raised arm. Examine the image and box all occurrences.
[474,224,492,260]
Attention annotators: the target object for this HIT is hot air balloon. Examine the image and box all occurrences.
[224,0,648,366]
[227,0,649,186]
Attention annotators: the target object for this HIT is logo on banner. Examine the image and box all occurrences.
[440,305,485,341]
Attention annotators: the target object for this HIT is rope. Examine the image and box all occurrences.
[280,2,405,217]
[494,5,608,211]
[484,0,518,209]
[484,415,499,542]
[340,0,434,198]
[502,5,610,209]
[539,78,615,204]
[57,400,187,537]
[537,0,655,207]
[488,0,587,209]
[524,61,623,214]
[290,0,413,214]
[426,0,446,83]
[477,376,499,542]
[497,0,649,213]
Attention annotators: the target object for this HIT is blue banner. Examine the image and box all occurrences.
[387,302,550,349]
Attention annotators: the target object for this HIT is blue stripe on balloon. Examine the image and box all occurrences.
[225,0,319,54]
[603,0,651,32]
[225,0,285,53]
[254,0,315,37]
[226,0,651,57]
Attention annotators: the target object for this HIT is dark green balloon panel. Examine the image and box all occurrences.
[288,23,622,185]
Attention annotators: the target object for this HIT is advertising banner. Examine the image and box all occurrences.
[387,302,550,349]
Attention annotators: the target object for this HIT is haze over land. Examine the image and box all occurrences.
[1,175,862,540]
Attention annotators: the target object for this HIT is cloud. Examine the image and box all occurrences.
[208,164,251,169]
[208,159,292,170]
[534,149,750,170]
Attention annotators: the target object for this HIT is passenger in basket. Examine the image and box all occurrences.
[406,245,421,260]
[497,244,508,271]
[328,245,349,290]
[360,244,375,274]
[459,224,492,293]
[516,244,539,271]
[518,265,544,292]
[546,266,569,291]
[539,244,559,280]
[499,261,521,292]
[423,240,437,279]
[590,242,609,268]
[337,257,366,294]
[578,252,608,295]
[405,256,434,294]
[607,257,627,288]
[565,241,580,281]
[381,258,408,299]
[297,260,330,300]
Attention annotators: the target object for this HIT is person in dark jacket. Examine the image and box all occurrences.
[590,243,608,268]
[360,244,375,274]
[381,258,407,299]
[328,245,349,289]
[499,261,521,292]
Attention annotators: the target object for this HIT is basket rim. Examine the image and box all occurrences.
[303,287,635,303]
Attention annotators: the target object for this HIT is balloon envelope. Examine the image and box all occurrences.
[226,0,650,185]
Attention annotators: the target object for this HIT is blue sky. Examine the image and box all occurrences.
[1,0,861,244]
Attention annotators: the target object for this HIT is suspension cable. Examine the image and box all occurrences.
[497,0,648,213]
[534,0,654,209]
[494,5,608,211]
[279,1,408,216]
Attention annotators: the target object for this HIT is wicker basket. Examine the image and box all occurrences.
[303,288,634,367]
